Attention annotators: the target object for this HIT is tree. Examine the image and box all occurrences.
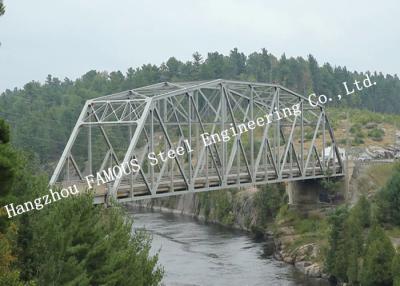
[308,54,322,94]
[353,195,371,228]
[255,184,286,226]
[345,214,363,284]
[0,1,4,16]
[0,119,18,212]
[377,164,400,226]
[393,253,400,286]
[0,119,26,285]
[23,194,163,285]
[326,206,349,282]
[228,48,246,78]
[361,226,395,286]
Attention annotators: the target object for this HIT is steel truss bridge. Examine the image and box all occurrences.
[49,80,344,204]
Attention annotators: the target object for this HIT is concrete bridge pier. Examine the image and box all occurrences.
[286,180,321,213]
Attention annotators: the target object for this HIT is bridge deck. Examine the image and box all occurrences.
[57,165,343,204]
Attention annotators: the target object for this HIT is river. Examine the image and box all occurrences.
[130,208,330,286]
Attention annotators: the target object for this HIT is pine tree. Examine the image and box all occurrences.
[377,164,400,226]
[326,206,349,282]
[393,253,400,286]
[24,194,163,285]
[345,214,363,285]
[0,1,4,16]
[361,226,395,286]
[353,195,371,228]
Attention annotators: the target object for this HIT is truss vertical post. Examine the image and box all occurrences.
[150,109,155,193]
[129,105,134,197]
[276,87,280,178]
[88,110,92,175]
[188,92,193,190]
[301,99,304,175]
[221,83,226,185]
[250,85,255,183]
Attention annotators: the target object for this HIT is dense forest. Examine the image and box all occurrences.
[1,48,399,168]
[0,119,163,285]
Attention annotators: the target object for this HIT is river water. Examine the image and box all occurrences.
[130,209,330,286]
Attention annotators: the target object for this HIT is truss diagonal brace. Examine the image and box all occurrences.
[110,98,153,200]
[49,102,90,185]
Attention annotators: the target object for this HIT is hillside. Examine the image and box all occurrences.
[0,49,399,169]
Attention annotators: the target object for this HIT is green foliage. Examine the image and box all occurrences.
[349,123,366,145]
[2,49,400,168]
[0,2,4,16]
[392,253,400,286]
[305,132,313,140]
[352,136,364,145]
[325,197,379,284]
[0,121,32,285]
[254,184,286,226]
[345,213,364,285]
[353,195,371,228]
[0,229,24,286]
[21,194,163,285]
[376,164,400,226]
[0,118,10,143]
[213,190,234,225]
[0,120,163,285]
[367,127,385,141]
[295,217,328,235]
[198,190,235,225]
[325,206,349,281]
[320,175,342,202]
[0,132,18,199]
[361,226,395,286]
[349,124,361,134]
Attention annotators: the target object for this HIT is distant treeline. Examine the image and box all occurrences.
[0,48,399,164]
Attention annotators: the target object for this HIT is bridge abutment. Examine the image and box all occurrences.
[286,180,321,213]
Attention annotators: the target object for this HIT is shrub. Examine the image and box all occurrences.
[367,128,385,141]
[254,184,286,226]
[352,136,364,145]
[350,124,362,134]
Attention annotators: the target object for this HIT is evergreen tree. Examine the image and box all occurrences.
[23,194,163,286]
[308,54,322,94]
[377,164,400,226]
[353,195,371,228]
[393,253,400,286]
[361,226,395,286]
[326,206,349,282]
[0,119,27,285]
[345,214,363,285]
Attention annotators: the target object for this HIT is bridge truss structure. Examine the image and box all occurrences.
[49,80,344,204]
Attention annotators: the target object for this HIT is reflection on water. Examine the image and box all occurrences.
[130,209,330,286]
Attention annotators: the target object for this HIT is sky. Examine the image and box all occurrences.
[0,0,399,92]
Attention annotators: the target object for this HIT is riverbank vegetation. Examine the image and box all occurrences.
[187,161,400,284]
[0,119,163,285]
[275,163,400,285]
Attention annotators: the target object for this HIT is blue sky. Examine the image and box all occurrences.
[0,0,398,92]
